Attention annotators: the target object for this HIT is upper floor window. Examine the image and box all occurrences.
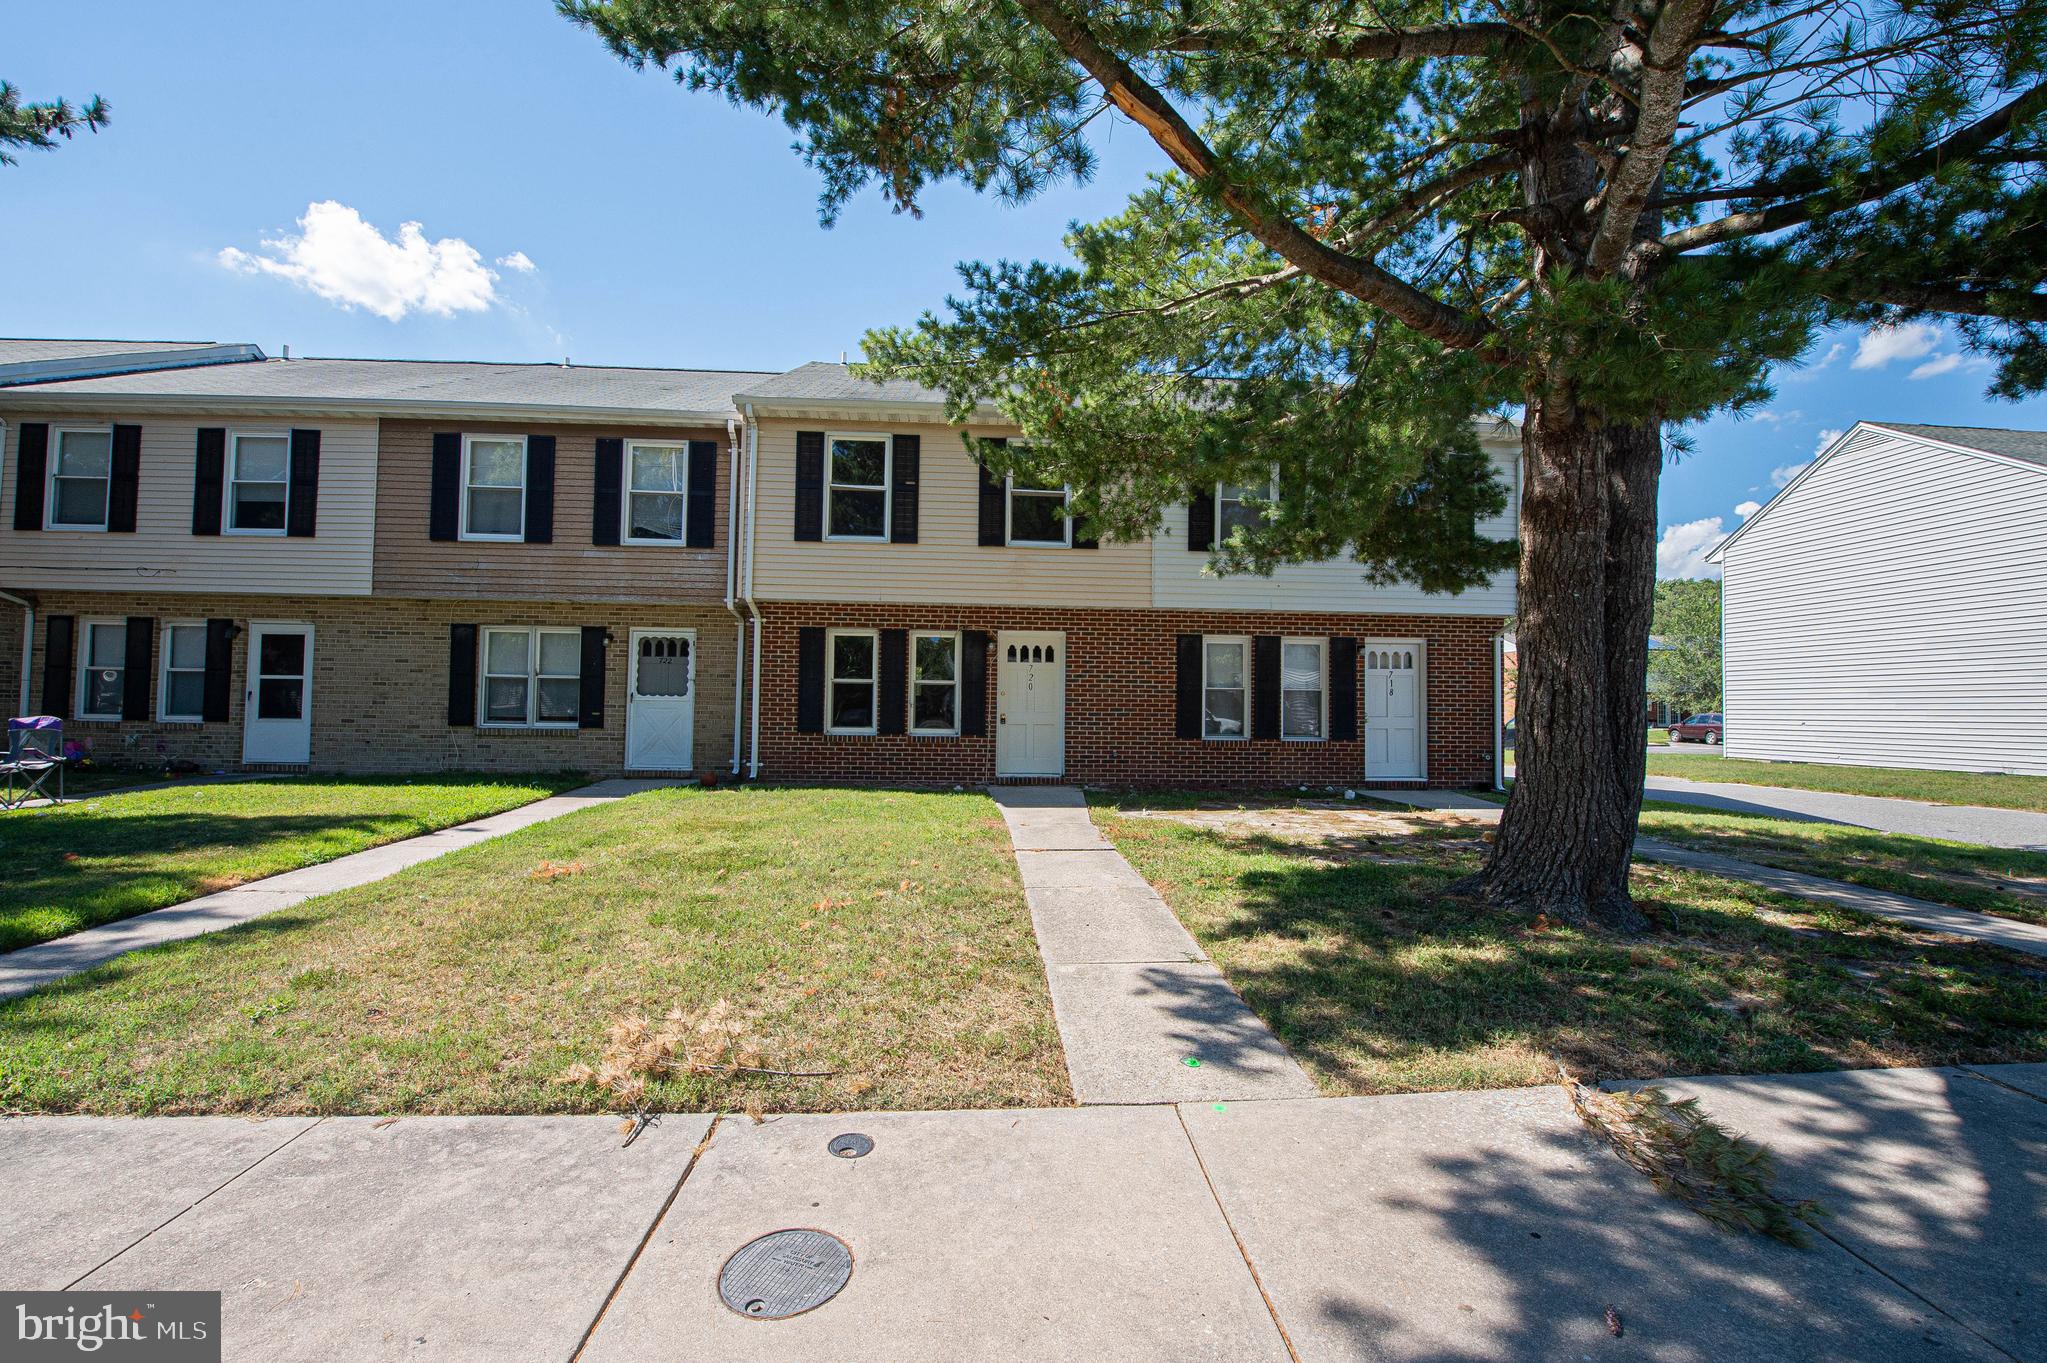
[911,631,960,734]
[227,432,290,534]
[1007,449,1071,547]
[827,628,878,733]
[160,622,207,722]
[78,620,127,720]
[1202,636,1248,740]
[48,428,113,530]
[826,434,889,541]
[625,441,689,544]
[481,626,580,727]
[462,435,527,540]
[1281,638,1326,740]
[1217,477,1278,540]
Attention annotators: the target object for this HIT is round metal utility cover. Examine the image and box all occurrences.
[827,1132,873,1159]
[719,1229,854,1320]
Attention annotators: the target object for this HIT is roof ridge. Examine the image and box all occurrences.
[284,355,780,376]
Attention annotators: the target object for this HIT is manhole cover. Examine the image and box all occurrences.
[827,1132,873,1159]
[718,1229,853,1320]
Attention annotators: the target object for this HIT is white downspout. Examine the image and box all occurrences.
[0,589,32,715]
[724,415,746,777]
[1493,631,1506,791]
[742,403,763,780]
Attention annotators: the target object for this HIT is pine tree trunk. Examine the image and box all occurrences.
[1469,399,1662,931]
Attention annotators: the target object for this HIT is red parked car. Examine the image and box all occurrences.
[1669,712,1724,744]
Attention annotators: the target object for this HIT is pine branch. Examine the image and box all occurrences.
[1158,21,1518,61]
[1586,0,1718,277]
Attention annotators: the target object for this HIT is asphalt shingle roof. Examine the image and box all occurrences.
[1875,423,2047,469]
[735,361,955,407]
[0,339,227,363]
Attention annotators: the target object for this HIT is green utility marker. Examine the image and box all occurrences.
[1183,1057,1202,1068]
[1212,1103,1227,1112]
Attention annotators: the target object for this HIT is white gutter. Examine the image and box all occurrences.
[742,403,764,780]
[0,391,744,427]
[723,415,746,777]
[0,588,34,715]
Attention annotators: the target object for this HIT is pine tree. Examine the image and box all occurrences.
[0,82,108,166]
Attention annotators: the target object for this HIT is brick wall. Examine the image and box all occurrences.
[6,590,739,776]
[754,602,1504,788]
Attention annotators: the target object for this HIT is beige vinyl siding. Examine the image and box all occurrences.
[374,419,730,604]
[749,417,1151,607]
[0,411,376,596]
[1720,426,2047,776]
[1148,439,1520,616]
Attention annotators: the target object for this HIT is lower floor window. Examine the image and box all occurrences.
[911,631,959,733]
[160,622,207,721]
[828,629,877,733]
[1281,638,1326,739]
[79,620,127,719]
[1203,636,1247,739]
[483,627,581,726]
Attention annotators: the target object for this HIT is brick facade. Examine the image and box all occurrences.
[0,591,739,776]
[753,602,1504,788]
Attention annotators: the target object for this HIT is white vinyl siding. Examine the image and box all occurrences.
[1718,425,2047,776]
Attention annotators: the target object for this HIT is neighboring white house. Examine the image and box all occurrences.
[1709,422,2047,777]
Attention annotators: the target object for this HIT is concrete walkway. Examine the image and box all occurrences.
[1643,774,2047,851]
[1372,790,2047,959]
[989,786,1320,1105]
[5,1064,2039,1361]
[0,779,680,1002]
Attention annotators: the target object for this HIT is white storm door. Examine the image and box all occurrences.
[242,622,314,764]
[1365,642,1423,780]
[996,631,1066,777]
[626,629,696,770]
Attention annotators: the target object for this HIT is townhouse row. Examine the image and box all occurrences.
[0,344,1519,788]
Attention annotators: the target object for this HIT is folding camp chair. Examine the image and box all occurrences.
[2,716,65,808]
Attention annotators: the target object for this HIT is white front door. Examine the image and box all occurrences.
[996,631,1065,777]
[626,629,696,770]
[242,622,313,764]
[1365,641,1424,780]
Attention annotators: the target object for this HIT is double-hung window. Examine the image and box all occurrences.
[78,620,127,720]
[827,629,878,733]
[227,432,290,533]
[911,631,960,734]
[481,627,581,727]
[462,435,527,540]
[825,435,889,540]
[1281,638,1326,740]
[1202,636,1249,739]
[48,428,113,530]
[1217,476,1278,540]
[1006,448,1070,546]
[159,622,208,722]
[625,441,688,543]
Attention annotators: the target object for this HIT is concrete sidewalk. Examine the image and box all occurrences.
[0,778,681,1002]
[5,1065,2039,1361]
[989,785,1319,1105]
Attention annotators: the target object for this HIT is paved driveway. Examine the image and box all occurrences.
[1643,774,2047,850]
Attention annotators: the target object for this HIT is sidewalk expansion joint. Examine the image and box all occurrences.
[1173,1104,1302,1363]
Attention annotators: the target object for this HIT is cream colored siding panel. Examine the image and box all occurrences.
[1720,427,2047,776]
[1,411,376,596]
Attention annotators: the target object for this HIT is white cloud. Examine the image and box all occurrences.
[1851,322,1941,370]
[497,250,537,273]
[1770,460,1810,487]
[1814,427,1844,455]
[219,201,521,321]
[1752,409,1804,426]
[1735,500,1762,518]
[1657,517,1726,580]
[1908,352,1990,380]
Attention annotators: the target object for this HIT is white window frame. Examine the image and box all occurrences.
[158,620,209,723]
[46,425,115,532]
[478,626,582,729]
[224,429,292,537]
[909,630,962,736]
[824,432,891,543]
[825,626,881,735]
[1216,474,1280,541]
[622,439,691,546]
[76,618,128,721]
[1201,634,1250,741]
[460,434,528,542]
[1280,636,1328,742]
[1005,465,1073,548]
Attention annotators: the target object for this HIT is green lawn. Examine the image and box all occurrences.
[1091,795,2047,1095]
[0,775,581,951]
[1646,753,2047,811]
[0,787,1068,1116]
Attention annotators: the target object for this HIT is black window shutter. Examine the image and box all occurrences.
[1328,638,1359,741]
[524,436,556,543]
[447,623,478,726]
[286,428,321,537]
[686,440,718,547]
[429,434,461,541]
[41,614,74,718]
[202,618,235,723]
[1071,504,1099,549]
[13,422,48,531]
[877,627,908,735]
[107,424,142,532]
[1175,634,1203,739]
[794,431,825,541]
[796,626,825,733]
[122,616,155,721]
[977,438,1006,546]
[1252,634,1281,740]
[1187,486,1216,552]
[959,630,989,736]
[592,438,623,545]
[579,626,607,729]
[889,434,920,544]
[192,428,226,535]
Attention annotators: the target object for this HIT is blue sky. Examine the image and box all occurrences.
[8,0,2043,577]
